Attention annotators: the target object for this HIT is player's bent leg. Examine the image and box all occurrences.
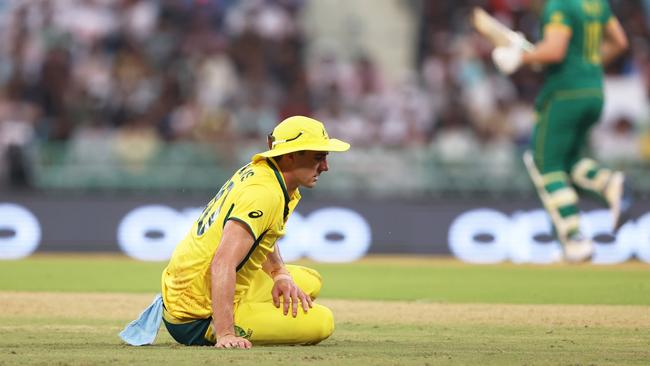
[162,265,328,346]
[524,151,580,239]
[524,151,592,262]
[162,308,215,346]
[604,171,633,232]
[287,265,323,299]
[570,158,612,198]
[234,301,334,345]
[243,265,324,303]
[162,306,262,346]
[571,158,633,231]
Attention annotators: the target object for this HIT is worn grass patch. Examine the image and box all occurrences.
[1,255,649,305]
[2,292,650,328]
[1,292,649,366]
[1,256,649,365]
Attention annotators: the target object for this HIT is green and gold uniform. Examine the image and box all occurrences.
[161,157,334,346]
[531,0,618,240]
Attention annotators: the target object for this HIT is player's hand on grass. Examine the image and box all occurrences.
[272,277,313,317]
[215,334,252,349]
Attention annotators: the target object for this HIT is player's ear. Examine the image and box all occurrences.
[267,134,274,150]
[285,152,301,166]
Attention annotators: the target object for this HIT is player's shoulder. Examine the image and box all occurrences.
[240,181,281,198]
[544,0,584,25]
[233,160,275,184]
[233,161,283,198]
[232,181,284,220]
[546,0,584,11]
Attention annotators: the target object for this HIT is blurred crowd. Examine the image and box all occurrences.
[0,0,649,188]
[415,0,650,165]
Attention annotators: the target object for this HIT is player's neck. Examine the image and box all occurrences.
[275,157,300,195]
[281,171,299,195]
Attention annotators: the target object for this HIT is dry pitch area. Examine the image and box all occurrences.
[1,291,649,365]
[2,292,650,328]
[0,256,649,365]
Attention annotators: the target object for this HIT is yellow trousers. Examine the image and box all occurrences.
[163,265,334,346]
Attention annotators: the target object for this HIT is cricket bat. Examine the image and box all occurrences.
[471,7,535,52]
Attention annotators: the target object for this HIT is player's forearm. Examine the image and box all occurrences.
[522,27,570,66]
[600,40,626,66]
[522,41,564,65]
[262,248,289,278]
[601,17,628,66]
[210,263,237,337]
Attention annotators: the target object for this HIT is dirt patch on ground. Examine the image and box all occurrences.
[311,256,650,270]
[0,292,154,320]
[1,292,648,328]
[325,299,650,328]
[31,253,650,269]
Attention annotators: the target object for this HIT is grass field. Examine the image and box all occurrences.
[1,255,649,365]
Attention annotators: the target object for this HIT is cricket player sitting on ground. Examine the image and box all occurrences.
[121,115,350,349]
[165,116,349,348]
[490,0,632,262]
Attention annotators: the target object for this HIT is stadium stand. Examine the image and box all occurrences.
[0,0,648,197]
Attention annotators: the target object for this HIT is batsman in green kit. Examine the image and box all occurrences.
[490,0,632,262]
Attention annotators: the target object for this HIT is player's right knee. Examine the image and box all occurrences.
[571,158,610,192]
[287,265,323,299]
[305,304,334,345]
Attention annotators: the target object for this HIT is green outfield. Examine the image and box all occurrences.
[1,255,649,365]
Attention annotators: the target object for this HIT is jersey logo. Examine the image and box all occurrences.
[234,325,253,339]
[583,2,602,16]
[248,210,263,218]
[550,11,564,25]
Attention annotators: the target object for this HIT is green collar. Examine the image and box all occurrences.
[266,158,291,220]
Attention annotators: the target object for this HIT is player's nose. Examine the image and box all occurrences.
[319,158,329,172]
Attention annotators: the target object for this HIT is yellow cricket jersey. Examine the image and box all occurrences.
[161,157,301,320]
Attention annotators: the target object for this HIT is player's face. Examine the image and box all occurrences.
[293,151,329,188]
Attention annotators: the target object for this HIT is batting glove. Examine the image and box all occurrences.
[507,31,535,52]
[491,45,523,75]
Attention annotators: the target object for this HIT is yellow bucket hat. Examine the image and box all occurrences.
[251,116,350,161]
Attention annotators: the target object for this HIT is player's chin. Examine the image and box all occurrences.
[304,178,318,188]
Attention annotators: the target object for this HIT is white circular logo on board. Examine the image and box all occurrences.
[118,205,372,263]
[0,203,41,259]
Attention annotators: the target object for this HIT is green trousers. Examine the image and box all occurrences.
[530,88,612,240]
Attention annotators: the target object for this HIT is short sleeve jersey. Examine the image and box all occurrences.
[161,158,300,320]
[538,0,613,104]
